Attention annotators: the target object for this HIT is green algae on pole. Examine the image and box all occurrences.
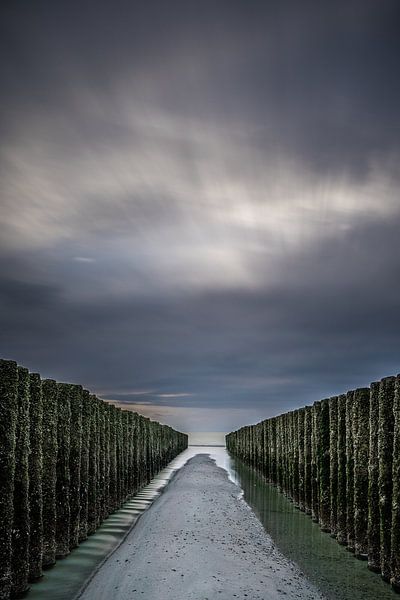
[104,404,111,513]
[79,390,90,543]
[298,408,305,512]
[0,360,18,600]
[98,398,106,522]
[55,383,71,558]
[304,406,312,514]
[318,399,331,533]
[346,390,355,552]
[109,404,118,512]
[378,376,395,582]
[87,395,98,534]
[311,401,320,523]
[41,380,58,567]
[368,382,381,572]
[337,393,347,546]
[353,388,370,560]
[69,385,83,550]
[329,396,338,537]
[28,373,44,581]
[292,412,300,506]
[11,367,30,597]
[391,375,400,591]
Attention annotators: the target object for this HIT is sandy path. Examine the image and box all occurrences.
[77,455,324,600]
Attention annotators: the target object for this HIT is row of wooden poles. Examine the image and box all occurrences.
[226,374,400,592]
[0,359,188,600]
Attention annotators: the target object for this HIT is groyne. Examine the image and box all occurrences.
[226,373,400,592]
[0,359,187,600]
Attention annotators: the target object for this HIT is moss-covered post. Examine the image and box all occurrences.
[311,401,320,523]
[79,390,90,543]
[0,359,18,600]
[103,403,110,517]
[137,416,144,490]
[271,418,277,484]
[391,374,400,591]
[96,398,105,523]
[368,382,381,572]
[109,404,118,512]
[69,385,83,550]
[131,413,138,495]
[11,367,30,597]
[353,387,370,559]
[276,416,283,491]
[329,396,338,537]
[298,409,305,511]
[293,411,300,506]
[29,373,43,580]
[346,390,355,552]
[304,406,312,514]
[55,383,71,558]
[263,420,269,481]
[87,396,98,534]
[318,398,330,532]
[378,376,395,581]
[41,379,58,567]
[285,413,292,499]
[337,393,347,545]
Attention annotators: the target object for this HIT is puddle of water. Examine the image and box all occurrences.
[228,454,398,600]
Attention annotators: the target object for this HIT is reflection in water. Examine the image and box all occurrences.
[28,446,395,600]
[229,455,397,600]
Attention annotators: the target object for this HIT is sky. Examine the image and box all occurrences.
[1,1,400,433]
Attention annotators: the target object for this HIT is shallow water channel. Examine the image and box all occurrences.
[28,446,397,600]
[227,452,397,600]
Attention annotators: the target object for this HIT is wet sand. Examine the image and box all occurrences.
[77,455,324,600]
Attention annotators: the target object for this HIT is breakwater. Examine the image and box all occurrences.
[0,359,187,600]
[226,374,400,592]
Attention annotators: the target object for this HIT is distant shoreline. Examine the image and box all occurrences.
[188,444,225,447]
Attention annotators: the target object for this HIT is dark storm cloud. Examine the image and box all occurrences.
[0,0,399,431]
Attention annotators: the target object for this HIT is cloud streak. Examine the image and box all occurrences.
[0,0,399,431]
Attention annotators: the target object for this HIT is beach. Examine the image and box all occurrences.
[77,454,324,600]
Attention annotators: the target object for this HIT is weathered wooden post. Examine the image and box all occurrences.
[353,387,370,559]
[79,390,90,543]
[293,411,300,506]
[95,397,102,527]
[55,383,71,558]
[337,393,347,545]
[391,374,400,591]
[304,406,312,514]
[97,398,106,522]
[11,367,30,597]
[346,390,355,551]
[311,401,320,522]
[41,379,58,567]
[69,385,83,549]
[329,396,338,537]
[0,360,18,600]
[29,373,43,580]
[286,413,292,499]
[298,409,305,511]
[263,420,269,481]
[271,418,277,484]
[87,395,98,534]
[318,398,331,532]
[110,404,118,511]
[368,382,381,572]
[103,402,110,517]
[378,376,395,581]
